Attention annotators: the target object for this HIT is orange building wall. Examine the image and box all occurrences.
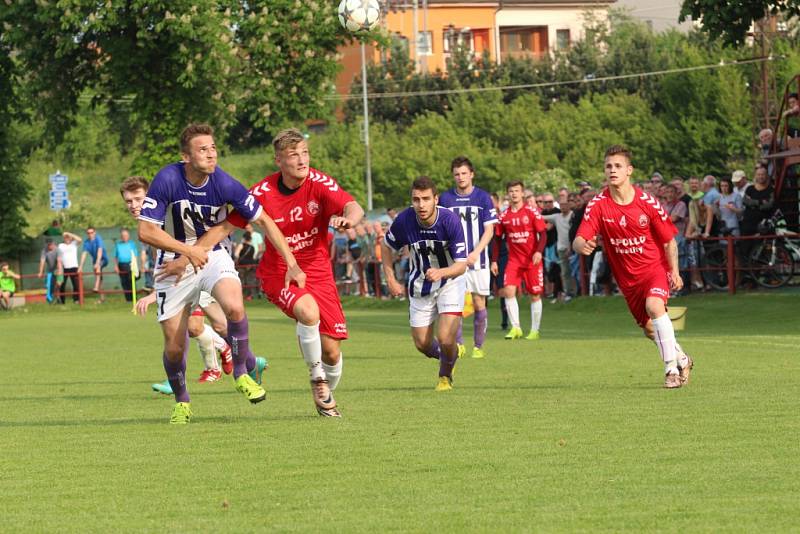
[383,6,497,73]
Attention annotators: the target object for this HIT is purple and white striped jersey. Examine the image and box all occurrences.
[139,162,262,268]
[384,206,467,297]
[439,186,498,270]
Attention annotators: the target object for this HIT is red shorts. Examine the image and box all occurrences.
[620,270,670,328]
[260,273,348,339]
[191,307,204,317]
[503,260,544,295]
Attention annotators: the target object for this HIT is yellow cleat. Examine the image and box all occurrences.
[435,376,453,392]
[471,347,485,359]
[169,402,192,425]
[525,330,540,340]
[504,327,523,340]
[457,344,466,359]
[235,374,266,404]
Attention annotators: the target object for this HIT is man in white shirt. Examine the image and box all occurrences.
[56,231,82,303]
[732,169,749,197]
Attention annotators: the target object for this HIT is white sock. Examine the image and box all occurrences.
[322,354,343,391]
[211,329,227,352]
[674,341,689,368]
[505,296,520,328]
[195,324,219,370]
[296,321,325,381]
[530,299,542,332]
[651,314,678,374]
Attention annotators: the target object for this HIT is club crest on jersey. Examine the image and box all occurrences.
[307,200,319,215]
[619,215,627,228]
[638,214,649,228]
[523,215,530,225]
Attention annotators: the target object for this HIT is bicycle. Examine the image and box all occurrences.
[700,211,799,290]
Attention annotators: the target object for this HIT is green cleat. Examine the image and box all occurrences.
[471,347,485,359]
[248,356,268,385]
[236,374,266,404]
[525,330,540,340]
[457,344,466,359]
[504,326,523,340]
[170,402,192,424]
[152,380,173,395]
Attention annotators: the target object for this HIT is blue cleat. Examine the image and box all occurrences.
[152,380,173,395]
[248,357,268,385]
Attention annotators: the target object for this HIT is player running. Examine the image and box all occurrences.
[224,128,364,417]
[119,176,266,394]
[573,145,693,388]
[490,181,547,340]
[137,123,304,424]
[439,156,497,359]
[381,176,468,391]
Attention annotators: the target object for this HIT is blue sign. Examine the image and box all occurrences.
[49,171,68,184]
[50,199,70,210]
[50,182,68,191]
[50,191,69,200]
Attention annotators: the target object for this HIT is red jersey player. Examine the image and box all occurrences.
[490,180,547,340]
[227,128,364,416]
[573,145,693,389]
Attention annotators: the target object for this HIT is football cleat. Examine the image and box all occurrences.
[169,402,192,424]
[219,345,233,375]
[198,369,221,383]
[504,326,523,340]
[235,374,266,404]
[152,380,173,395]
[248,356,268,385]
[664,372,682,389]
[310,378,340,417]
[457,344,466,359]
[471,347,485,359]
[525,330,540,340]
[435,376,453,392]
[678,356,693,385]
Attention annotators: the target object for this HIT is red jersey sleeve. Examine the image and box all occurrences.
[310,169,355,220]
[530,206,546,233]
[225,180,265,229]
[576,194,603,241]
[643,193,678,244]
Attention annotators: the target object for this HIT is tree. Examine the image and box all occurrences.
[680,0,800,46]
[0,39,31,257]
[3,1,347,175]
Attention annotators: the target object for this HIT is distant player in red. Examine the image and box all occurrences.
[573,145,693,388]
[227,128,365,416]
[490,180,547,340]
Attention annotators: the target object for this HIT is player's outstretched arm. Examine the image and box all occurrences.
[138,220,207,271]
[380,241,404,297]
[664,239,683,292]
[573,236,597,256]
[253,212,306,288]
[425,260,467,282]
[331,201,365,230]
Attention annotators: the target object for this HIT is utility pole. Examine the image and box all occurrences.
[360,42,373,211]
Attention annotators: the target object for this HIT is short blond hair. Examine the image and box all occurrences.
[272,128,305,154]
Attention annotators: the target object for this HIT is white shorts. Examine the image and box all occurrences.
[464,268,491,296]
[408,275,466,328]
[198,291,216,309]
[154,249,239,322]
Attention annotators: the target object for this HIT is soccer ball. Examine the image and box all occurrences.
[338,0,381,33]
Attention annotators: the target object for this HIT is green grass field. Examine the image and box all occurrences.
[1,294,798,531]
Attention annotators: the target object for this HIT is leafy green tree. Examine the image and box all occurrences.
[0,38,31,257]
[680,0,800,46]
[3,1,347,175]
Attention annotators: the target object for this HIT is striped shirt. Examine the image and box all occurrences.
[384,206,467,297]
[439,186,498,269]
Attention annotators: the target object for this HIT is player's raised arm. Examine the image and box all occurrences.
[252,211,306,289]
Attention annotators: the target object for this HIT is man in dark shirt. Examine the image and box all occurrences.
[740,164,775,263]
